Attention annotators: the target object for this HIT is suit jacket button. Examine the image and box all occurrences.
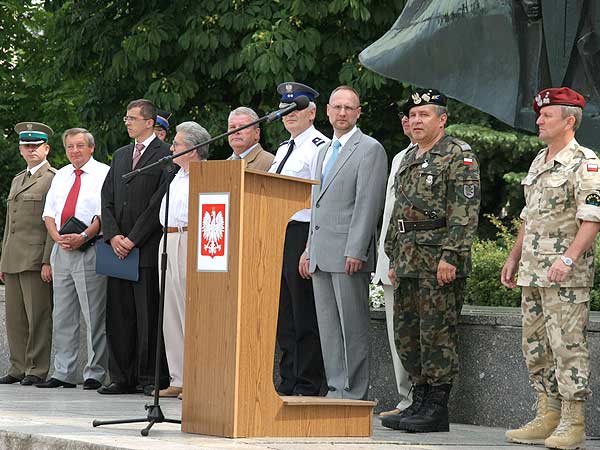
[123,201,127,206]
[315,225,320,230]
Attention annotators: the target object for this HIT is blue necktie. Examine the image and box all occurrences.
[322,140,341,181]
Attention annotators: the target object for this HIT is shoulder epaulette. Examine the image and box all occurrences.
[48,167,58,174]
[449,137,472,152]
[16,169,26,176]
[312,137,326,147]
[578,146,598,160]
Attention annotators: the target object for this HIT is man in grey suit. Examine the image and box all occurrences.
[300,85,387,399]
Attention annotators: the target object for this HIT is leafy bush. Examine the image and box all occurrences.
[465,215,600,311]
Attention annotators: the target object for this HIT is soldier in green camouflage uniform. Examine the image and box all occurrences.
[381,89,480,433]
[502,87,600,449]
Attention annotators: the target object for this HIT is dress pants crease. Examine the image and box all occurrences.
[312,269,370,400]
[276,221,325,395]
[106,267,169,388]
[4,271,52,378]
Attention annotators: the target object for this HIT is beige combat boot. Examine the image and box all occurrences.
[544,400,585,450]
[505,393,561,444]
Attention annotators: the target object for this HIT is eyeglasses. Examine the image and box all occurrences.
[122,116,150,124]
[329,104,360,113]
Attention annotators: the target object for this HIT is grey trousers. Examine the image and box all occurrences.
[50,244,108,384]
[312,269,370,400]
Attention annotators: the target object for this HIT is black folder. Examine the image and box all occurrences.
[95,240,139,281]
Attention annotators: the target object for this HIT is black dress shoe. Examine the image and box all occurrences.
[97,382,136,395]
[83,378,102,390]
[35,377,76,388]
[20,375,43,386]
[143,384,155,396]
[0,374,21,384]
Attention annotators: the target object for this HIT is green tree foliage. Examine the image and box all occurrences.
[45,0,410,160]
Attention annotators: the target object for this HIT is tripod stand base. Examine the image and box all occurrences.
[93,404,181,436]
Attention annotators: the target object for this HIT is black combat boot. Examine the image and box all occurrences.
[399,384,451,433]
[381,384,430,430]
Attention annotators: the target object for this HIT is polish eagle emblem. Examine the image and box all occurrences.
[202,207,225,257]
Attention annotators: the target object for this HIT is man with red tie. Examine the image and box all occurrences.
[100,99,171,394]
[38,128,109,390]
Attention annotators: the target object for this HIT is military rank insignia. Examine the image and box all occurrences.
[587,163,598,172]
[585,193,600,206]
[464,184,476,199]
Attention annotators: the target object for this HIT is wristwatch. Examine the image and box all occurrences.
[560,255,574,267]
[80,231,90,242]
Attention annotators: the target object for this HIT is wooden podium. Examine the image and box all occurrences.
[182,161,375,438]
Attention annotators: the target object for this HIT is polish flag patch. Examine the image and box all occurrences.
[463,157,474,165]
[587,163,598,172]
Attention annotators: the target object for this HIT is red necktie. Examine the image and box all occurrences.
[132,143,144,169]
[60,169,83,226]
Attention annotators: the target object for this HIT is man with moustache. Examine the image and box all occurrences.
[269,82,328,397]
[502,88,600,449]
[37,128,109,390]
[375,112,415,416]
[99,99,171,395]
[0,122,56,386]
[226,107,273,171]
[383,89,480,433]
[300,85,387,400]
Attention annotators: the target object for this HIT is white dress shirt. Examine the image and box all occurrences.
[321,126,359,176]
[42,157,110,229]
[269,125,329,222]
[159,167,189,228]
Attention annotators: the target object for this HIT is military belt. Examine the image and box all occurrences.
[397,218,447,233]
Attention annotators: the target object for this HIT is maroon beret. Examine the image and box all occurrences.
[533,87,586,114]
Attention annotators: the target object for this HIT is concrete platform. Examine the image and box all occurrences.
[0,385,599,450]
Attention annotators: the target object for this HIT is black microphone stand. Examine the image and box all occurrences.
[92,98,307,436]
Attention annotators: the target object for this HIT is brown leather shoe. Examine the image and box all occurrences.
[177,392,183,400]
[150,386,182,398]
[380,408,401,417]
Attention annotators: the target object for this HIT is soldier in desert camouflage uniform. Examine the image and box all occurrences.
[382,89,480,433]
[502,87,600,450]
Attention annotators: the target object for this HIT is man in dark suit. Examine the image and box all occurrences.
[99,99,171,394]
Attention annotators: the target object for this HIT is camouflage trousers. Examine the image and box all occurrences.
[393,277,465,385]
[521,286,591,401]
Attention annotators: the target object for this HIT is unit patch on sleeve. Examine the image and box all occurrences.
[585,193,600,206]
[464,184,476,199]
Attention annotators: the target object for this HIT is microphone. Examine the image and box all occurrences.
[266,95,310,122]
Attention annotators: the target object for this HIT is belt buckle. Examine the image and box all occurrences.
[177,225,184,233]
[398,219,405,233]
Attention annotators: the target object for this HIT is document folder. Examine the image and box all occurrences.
[95,240,139,281]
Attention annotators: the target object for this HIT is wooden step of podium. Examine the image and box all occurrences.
[274,396,376,437]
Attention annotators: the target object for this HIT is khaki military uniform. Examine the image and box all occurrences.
[518,139,600,401]
[0,162,55,379]
[384,135,480,385]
